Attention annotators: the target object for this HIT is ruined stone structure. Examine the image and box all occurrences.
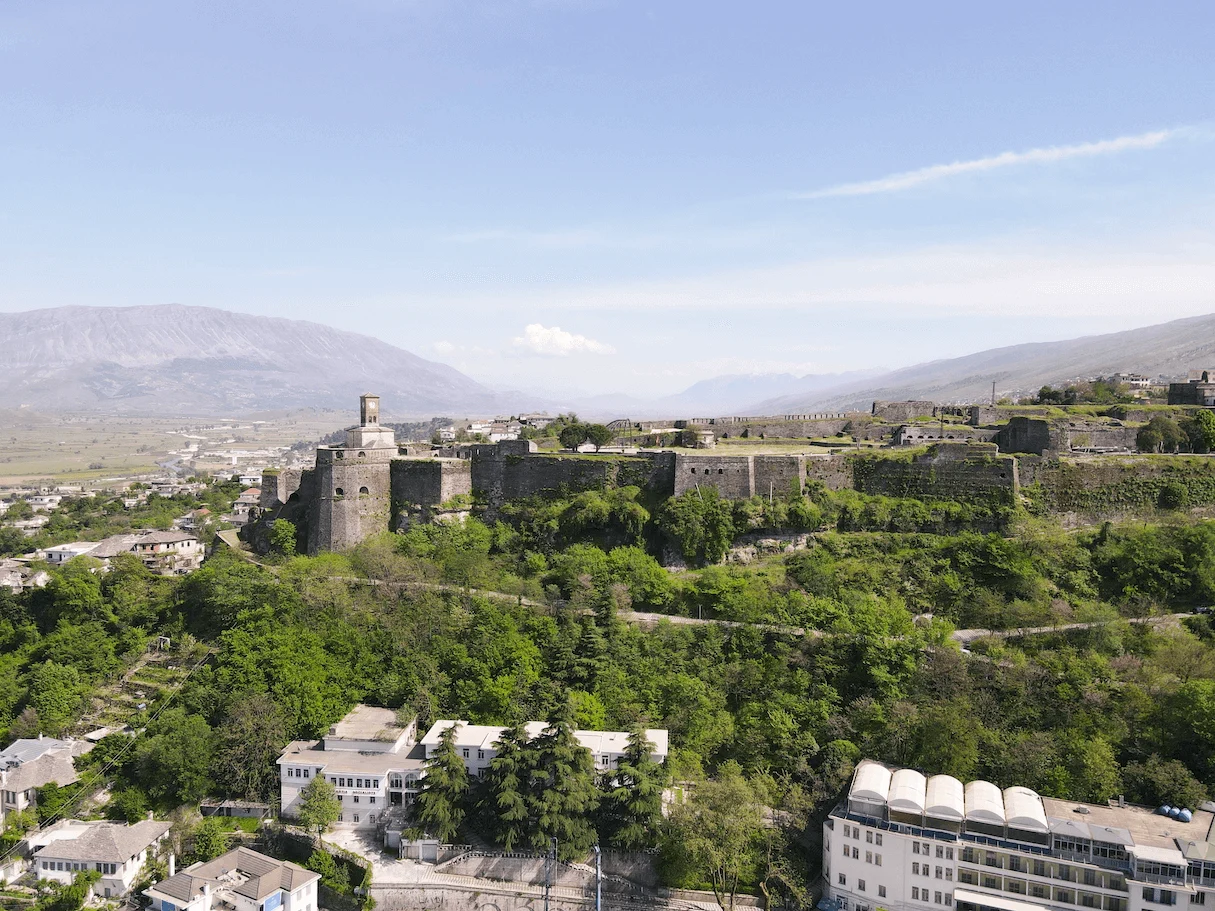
[871,400,937,422]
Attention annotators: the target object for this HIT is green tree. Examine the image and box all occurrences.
[37,870,100,911]
[585,424,615,451]
[269,519,298,557]
[528,701,600,859]
[558,423,589,450]
[480,722,532,851]
[211,694,289,801]
[413,725,470,844]
[599,728,664,850]
[28,661,84,736]
[1185,410,1215,454]
[1137,415,1185,453]
[134,709,214,804]
[1123,755,1207,810]
[661,762,765,911]
[298,777,341,839]
[191,816,230,862]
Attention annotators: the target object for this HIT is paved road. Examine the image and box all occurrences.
[951,612,1189,645]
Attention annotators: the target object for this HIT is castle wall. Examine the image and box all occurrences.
[872,401,937,422]
[307,447,394,554]
[804,454,852,490]
[753,455,805,498]
[895,425,1000,446]
[852,443,1019,506]
[673,454,754,498]
[259,469,303,510]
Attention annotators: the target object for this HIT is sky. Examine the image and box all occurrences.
[2,1,1215,399]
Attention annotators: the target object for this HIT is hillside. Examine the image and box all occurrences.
[0,305,531,417]
[746,312,1215,413]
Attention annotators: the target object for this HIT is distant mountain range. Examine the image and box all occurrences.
[0,305,533,417]
[3,305,1213,421]
[741,313,1215,414]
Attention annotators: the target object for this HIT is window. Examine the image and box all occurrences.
[876,834,883,846]
[913,863,920,876]
[353,814,360,823]
[359,486,370,495]
[946,848,953,861]
[338,814,343,822]
[357,778,363,788]
[945,896,952,907]
[937,846,944,859]
[913,888,920,900]
[935,893,942,904]
[878,887,886,899]
[853,847,860,860]
[303,769,310,778]
[463,748,470,759]
[843,843,850,856]
[945,870,952,882]
[353,796,359,803]
[1193,895,1206,906]
[866,831,873,844]
[369,796,376,804]
[369,814,375,823]
[843,825,851,838]
[866,852,872,864]
[858,880,866,892]
[914,843,922,855]
[876,855,882,867]
[923,843,930,856]
[478,751,484,760]
[839,874,847,886]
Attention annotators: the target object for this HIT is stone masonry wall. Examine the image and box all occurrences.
[872,400,938,422]
[753,455,806,498]
[673,454,754,498]
[852,444,1019,506]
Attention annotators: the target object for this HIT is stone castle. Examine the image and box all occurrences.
[246,394,1127,555]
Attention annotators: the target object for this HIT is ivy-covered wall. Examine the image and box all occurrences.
[1023,455,1215,513]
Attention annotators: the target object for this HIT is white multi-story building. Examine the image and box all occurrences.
[418,720,669,779]
[144,847,318,911]
[278,706,424,834]
[824,760,1215,911]
[32,818,170,899]
[38,531,203,575]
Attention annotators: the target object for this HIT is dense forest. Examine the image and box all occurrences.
[3,479,1215,905]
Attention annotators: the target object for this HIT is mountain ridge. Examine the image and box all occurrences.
[0,304,534,417]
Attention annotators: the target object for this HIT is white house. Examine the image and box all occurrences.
[823,758,1215,911]
[0,737,91,825]
[278,706,424,834]
[418,720,669,780]
[39,531,203,575]
[32,818,170,899]
[145,848,319,911]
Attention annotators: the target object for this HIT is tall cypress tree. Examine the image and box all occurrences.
[528,699,600,859]
[599,728,664,849]
[413,724,469,844]
[481,722,532,851]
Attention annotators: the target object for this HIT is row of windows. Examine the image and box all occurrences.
[960,847,1126,890]
[958,869,1128,909]
[41,861,118,875]
[842,845,883,866]
[915,841,954,860]
[338,794,376,804]
[911,863,953,881]
[286,767,312,779]
[337,813,374,824]
[329,776,381,789]
[841,824,882,846]
[910,887,952,906]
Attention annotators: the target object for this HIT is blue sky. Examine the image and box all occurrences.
[3,1,1215,398]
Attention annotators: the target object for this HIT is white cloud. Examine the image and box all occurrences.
[511,323,616,357]
[431,340,457,355]
[797,128,1182,198]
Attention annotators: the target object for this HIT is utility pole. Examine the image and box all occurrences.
[992,381,997,406]
[594,844,602,911]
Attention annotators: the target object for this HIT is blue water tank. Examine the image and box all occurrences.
[1180,809,1193,823]
[1169,807,1183,819]
[1160,806,1172,816]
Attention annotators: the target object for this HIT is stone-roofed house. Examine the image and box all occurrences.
[32,818,171,899]
[38,531,203,576]
[144,847,319,911]
[0,736,91,824]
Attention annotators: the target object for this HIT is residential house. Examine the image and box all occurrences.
[144,847,319,911]
[0,560,49,593]
[32,818,170,899]
[28,495,62,513]
[0,737,91,824]
[39,531,203,575]
[278,706,424,834]
[418,719,669,780]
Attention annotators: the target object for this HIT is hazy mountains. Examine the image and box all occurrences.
[0,305,526,417]
[744,313,1215,414]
